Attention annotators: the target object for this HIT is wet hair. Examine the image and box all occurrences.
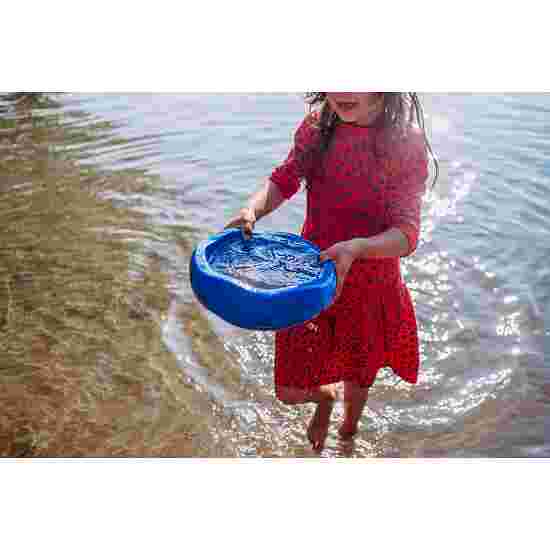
[304,92,439,187]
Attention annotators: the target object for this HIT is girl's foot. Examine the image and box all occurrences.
[337,423,358,440]
[307,385,336,452]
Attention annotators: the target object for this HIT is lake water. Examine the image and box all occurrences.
[2,93,548,457]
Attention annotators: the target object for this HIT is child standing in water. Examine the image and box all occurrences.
[225,93,437,452]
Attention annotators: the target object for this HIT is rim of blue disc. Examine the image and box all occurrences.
[193,228,336,297]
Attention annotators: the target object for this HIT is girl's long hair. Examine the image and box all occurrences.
[304,92,439,187]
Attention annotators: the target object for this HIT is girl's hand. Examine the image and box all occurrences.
[319,240,357,301]
[224,207,257,239]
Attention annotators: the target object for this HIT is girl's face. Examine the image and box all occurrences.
[326,92,384,126]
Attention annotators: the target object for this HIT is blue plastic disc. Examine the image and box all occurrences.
[190,229,337,330]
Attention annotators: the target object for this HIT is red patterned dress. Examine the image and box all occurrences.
[269,113,429,390]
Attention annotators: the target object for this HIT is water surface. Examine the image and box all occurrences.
[208,232,324,290]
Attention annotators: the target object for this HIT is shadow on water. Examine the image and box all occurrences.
[0,93,229,457]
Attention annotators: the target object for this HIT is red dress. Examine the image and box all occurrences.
[270,113,429,390]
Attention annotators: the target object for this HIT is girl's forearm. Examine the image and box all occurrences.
[246,178,285,221]
[349,227,410,259]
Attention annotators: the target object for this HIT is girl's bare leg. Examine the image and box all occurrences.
[339,382,369,439]
[277,384,337,452]
[306,386,337,452]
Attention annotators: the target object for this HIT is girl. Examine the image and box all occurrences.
[225,93,438,452]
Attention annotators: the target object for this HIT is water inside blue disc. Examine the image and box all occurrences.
[208,234,323,290]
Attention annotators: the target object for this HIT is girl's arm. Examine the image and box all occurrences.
[320,227,414,282]
[334,127,430,261]
[381,128,430,257]
[349,228,410,259]
[225,115,316,237]
[225,178,285,237]
[246,178,286,221]
[320,129,429,299]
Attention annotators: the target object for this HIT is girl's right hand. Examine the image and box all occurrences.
[224,207,257,239]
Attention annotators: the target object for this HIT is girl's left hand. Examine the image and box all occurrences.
[319,241,357,302]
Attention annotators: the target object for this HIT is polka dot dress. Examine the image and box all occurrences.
[270,113,429,390]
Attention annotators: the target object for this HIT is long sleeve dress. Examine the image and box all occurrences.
[269,113,429,390]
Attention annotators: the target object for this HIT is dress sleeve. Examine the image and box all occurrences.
[269,115,318,200]
[385,129,429,257]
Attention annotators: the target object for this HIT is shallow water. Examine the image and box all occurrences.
[2,93,548,457]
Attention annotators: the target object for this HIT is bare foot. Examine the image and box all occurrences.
[336,433,356,457]
[307,386,336,452]
[337,424,358,441]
